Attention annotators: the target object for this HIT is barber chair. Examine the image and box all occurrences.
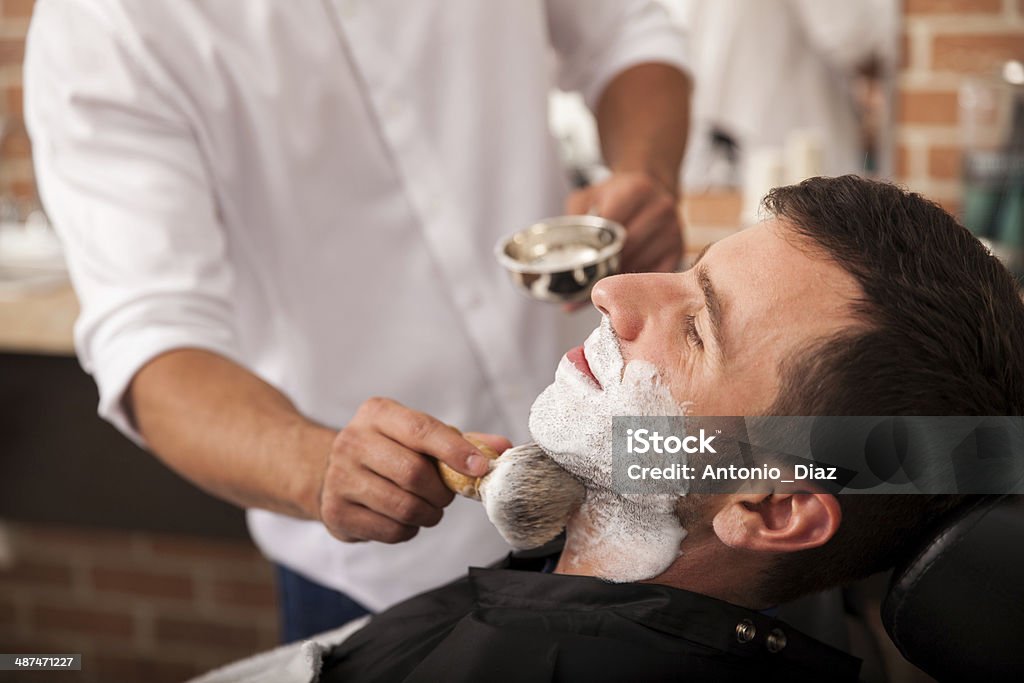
[881,496,1024,681]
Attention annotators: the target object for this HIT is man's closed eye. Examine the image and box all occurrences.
[685,315,704,350]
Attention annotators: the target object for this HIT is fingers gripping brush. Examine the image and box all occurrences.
[438,436,585,550]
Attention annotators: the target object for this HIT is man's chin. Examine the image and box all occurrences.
[527,379,576,456]
[528,380,614,489]
[528,353,683,492]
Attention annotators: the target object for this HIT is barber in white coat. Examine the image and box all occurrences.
[24,0,691,640]
[665,0,896,187]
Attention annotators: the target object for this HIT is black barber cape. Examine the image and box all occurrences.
[319,554,861,682]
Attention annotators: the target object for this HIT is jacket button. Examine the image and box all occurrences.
[766,628,787,653]
[735,619,756,643]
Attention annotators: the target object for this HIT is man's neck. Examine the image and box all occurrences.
[642,541,772,610]
[552,487,685,584]
[555,495,770,611]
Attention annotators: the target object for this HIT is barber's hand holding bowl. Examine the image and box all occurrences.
[318,396,511,543]
[566,170,683,275]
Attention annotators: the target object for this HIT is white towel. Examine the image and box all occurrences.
[187,616,371,683]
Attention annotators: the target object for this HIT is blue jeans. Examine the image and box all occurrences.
[275,564,372,643]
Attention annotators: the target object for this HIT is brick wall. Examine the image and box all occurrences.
[897,0,1024,214]
[0,521,279,682]
[0,0,32,200]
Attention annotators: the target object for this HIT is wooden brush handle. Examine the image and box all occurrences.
[437,429,501,500]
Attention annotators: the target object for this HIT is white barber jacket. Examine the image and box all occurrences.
[667,0,897,187]
[25,0,687,610]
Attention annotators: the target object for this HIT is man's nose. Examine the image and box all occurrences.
[591,273,668,342]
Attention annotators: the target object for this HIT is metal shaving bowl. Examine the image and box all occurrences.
[495,215,627,304]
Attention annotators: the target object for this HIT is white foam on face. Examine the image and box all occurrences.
[529,316,688,582]
[558,490,687,583]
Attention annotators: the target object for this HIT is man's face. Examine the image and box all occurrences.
[530,219,863,486]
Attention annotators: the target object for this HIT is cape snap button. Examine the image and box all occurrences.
[735,619,756,644]
[766,628,787,653]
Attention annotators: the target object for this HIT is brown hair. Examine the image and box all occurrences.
[759,176,1023,603]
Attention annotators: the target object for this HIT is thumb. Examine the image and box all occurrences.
[462,432,513,455]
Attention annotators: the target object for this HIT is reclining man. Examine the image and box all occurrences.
[202,175,1024,682]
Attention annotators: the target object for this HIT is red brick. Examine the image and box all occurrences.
[4,85,21,115]
[899,90,959,125]
[155,615,269,650]
[0,595,16,626]
[928,146,963,180]
[146,536,264,563]
[681,192,741,227]
[0,559,74,587]
[0,38,23,67]
[0,629,94,654]
[0,634,67,660]
[33,604,134,638]
[937,196,962,219]
[18,524,139,557]
[0,116,31,160]
[0,125,32,160]
[91,567,194,601]
[932,33,1024,73]
[900,30,911,70]
[905,0,1001,13]
[210,578,277,609]
[2,0,35,19]
[895,143,911,179]
[94,654,201,683]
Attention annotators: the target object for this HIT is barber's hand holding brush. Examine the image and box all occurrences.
[318,396,583,550]
[318,397,511,544]
[438,431,585,550]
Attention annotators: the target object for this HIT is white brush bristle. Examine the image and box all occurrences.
[479,443,585,550]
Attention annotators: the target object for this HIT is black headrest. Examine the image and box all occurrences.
[881,497,1024,681]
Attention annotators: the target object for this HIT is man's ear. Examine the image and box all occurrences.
[711,492,841,553]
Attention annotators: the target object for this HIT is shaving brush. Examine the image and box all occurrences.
[438,437,584,550]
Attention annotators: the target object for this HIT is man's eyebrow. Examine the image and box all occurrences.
[696,263,726,357]
[691,242,713,267]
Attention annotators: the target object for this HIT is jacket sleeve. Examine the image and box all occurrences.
[545,0,691,110]
[24,0,241,443]
[787,0,899,72]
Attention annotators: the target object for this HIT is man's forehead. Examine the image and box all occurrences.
[699,219,792,262]
[700,221,862,341]
[700,220,845,287]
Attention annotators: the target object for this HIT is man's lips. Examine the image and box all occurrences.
[566,345,601,389]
